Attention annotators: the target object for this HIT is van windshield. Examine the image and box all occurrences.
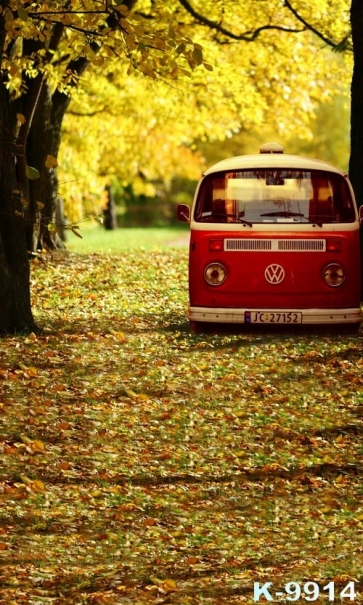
[194,169,355,225]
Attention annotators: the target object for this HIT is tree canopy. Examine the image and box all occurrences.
[57,0,353,222]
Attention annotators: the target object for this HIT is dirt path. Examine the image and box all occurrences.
[166,233,190,247]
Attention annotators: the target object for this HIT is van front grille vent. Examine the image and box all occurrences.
[225,239,326,252]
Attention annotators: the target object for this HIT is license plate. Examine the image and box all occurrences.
[245,311,302,324]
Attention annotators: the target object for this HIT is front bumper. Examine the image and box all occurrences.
[189,306,362,325]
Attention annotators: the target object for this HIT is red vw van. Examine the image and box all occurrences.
[177,143,362,332]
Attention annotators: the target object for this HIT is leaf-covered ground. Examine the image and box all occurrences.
[1,248,363,604]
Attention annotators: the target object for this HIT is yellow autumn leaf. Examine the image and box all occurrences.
[31,440,45,453]
[203,62,213,71]
[16,113,26,124]
[71,226,83,239]
[114,3,129,14]
[9,64,18,76]
[26,165,40,180]
[20,474,32,484]
[90,490,102,498]
[162,579,177,592]
[235,450,248,458]
[92,56,105,67]
[319,506,334,514]
[20,434,32,444]
[148,577,177,592]
[17,7,28,20]
[192,46,203,65]
[61,13,72,25]
[111,330,127,342]
[31,480,45,493]
[45,154,58,169]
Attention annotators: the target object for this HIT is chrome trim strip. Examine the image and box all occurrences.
[190,222,358,232]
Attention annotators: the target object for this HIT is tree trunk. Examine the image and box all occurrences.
[0,78,37,333]
[55,198,68,243]
[103,185,118,230]
[349,0,363,205]
[27,84,64,251]
[348,0,363,295]
[26,59,89,252]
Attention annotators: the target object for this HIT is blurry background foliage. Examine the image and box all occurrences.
[57,0,351,228]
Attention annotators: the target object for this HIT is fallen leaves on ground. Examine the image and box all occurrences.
[0,248,362,604]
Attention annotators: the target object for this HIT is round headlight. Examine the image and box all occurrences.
[204,262,227,286]
[323,263,345,287]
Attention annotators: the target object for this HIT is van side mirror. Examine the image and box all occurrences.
[359,205,363,225]
[177,204,190,222]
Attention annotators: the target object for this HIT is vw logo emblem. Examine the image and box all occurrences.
[265,264,285,284]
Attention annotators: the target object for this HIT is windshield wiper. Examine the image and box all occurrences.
[260,211,305,217]
[199,213,253,227]
[260,211,322,227]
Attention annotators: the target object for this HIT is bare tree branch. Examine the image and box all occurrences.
[284,0,351,51]
[177,0,351,52]
[67,107,108,116]
[177,0,305,41]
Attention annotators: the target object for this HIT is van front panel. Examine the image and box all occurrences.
[189,230,360,311]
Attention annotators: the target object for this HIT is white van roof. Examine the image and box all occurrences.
[203,153,345,177]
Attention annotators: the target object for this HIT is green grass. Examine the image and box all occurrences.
[66,224,189,253]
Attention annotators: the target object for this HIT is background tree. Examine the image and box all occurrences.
[58,0,349,224]
[0,0,204,332]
